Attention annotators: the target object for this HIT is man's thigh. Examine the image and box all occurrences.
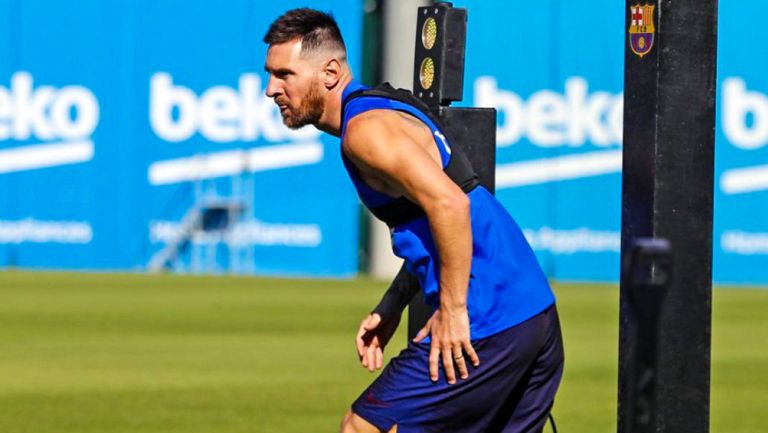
[350,308,553,433]
[341,409,397,433]
[491,306,565,433]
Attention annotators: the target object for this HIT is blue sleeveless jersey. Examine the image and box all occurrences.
[341,80,554,340]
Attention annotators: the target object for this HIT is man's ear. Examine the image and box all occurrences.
[322,58,342,89]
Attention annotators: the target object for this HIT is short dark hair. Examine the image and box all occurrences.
[263,8,346,56]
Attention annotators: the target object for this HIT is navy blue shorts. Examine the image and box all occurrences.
[351,304,564,433]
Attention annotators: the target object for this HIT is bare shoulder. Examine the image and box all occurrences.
[342,110,405,159]
[344,110,400,142]
[344,107,442,176]
[344,109,430,152]
[341,109,460,202]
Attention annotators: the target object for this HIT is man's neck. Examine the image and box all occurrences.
[315,73,353,137]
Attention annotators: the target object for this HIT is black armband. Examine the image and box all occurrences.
[372,264,421,321]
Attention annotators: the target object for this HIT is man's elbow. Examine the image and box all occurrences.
[430,192,470,220]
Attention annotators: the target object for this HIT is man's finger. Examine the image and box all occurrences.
[442,347,457,384]
[367,341,376,373]
[356,339,366,361]
[356,328,367,360]
[356,315,372,361]
[375,347,383,370]
[412,325,430,343]
[453,346,469,380]
[429,345,440,382]
[413,315,434,343]
[362,335,376,368]
[463,340,481,367]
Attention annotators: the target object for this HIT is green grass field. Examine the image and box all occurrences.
[0,271,765,433]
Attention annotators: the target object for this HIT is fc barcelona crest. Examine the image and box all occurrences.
[629,4,655,58]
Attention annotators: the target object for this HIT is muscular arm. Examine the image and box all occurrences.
[345,110,479,383]
[344,111,472,309]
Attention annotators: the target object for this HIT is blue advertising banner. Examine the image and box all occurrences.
[457,0,768,285]
[1,0,766,285]
[0,0,362,276]
[714,2,768,284]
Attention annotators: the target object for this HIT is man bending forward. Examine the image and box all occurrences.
[263,8,564,433]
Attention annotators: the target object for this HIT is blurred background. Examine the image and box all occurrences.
[0,0,765,285]
[0,1,765,432]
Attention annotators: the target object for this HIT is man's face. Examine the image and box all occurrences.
[264,40,324,129]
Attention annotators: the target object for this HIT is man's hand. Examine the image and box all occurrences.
[356,312,401,372]
[413,307,480,384]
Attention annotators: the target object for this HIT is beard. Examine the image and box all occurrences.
[279,81,324,129]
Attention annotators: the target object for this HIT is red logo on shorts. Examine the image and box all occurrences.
[366,391,390,407]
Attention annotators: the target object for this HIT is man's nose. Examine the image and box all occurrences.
[265,76,281,98]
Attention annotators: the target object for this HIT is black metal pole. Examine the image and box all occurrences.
[619,1,717,433]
